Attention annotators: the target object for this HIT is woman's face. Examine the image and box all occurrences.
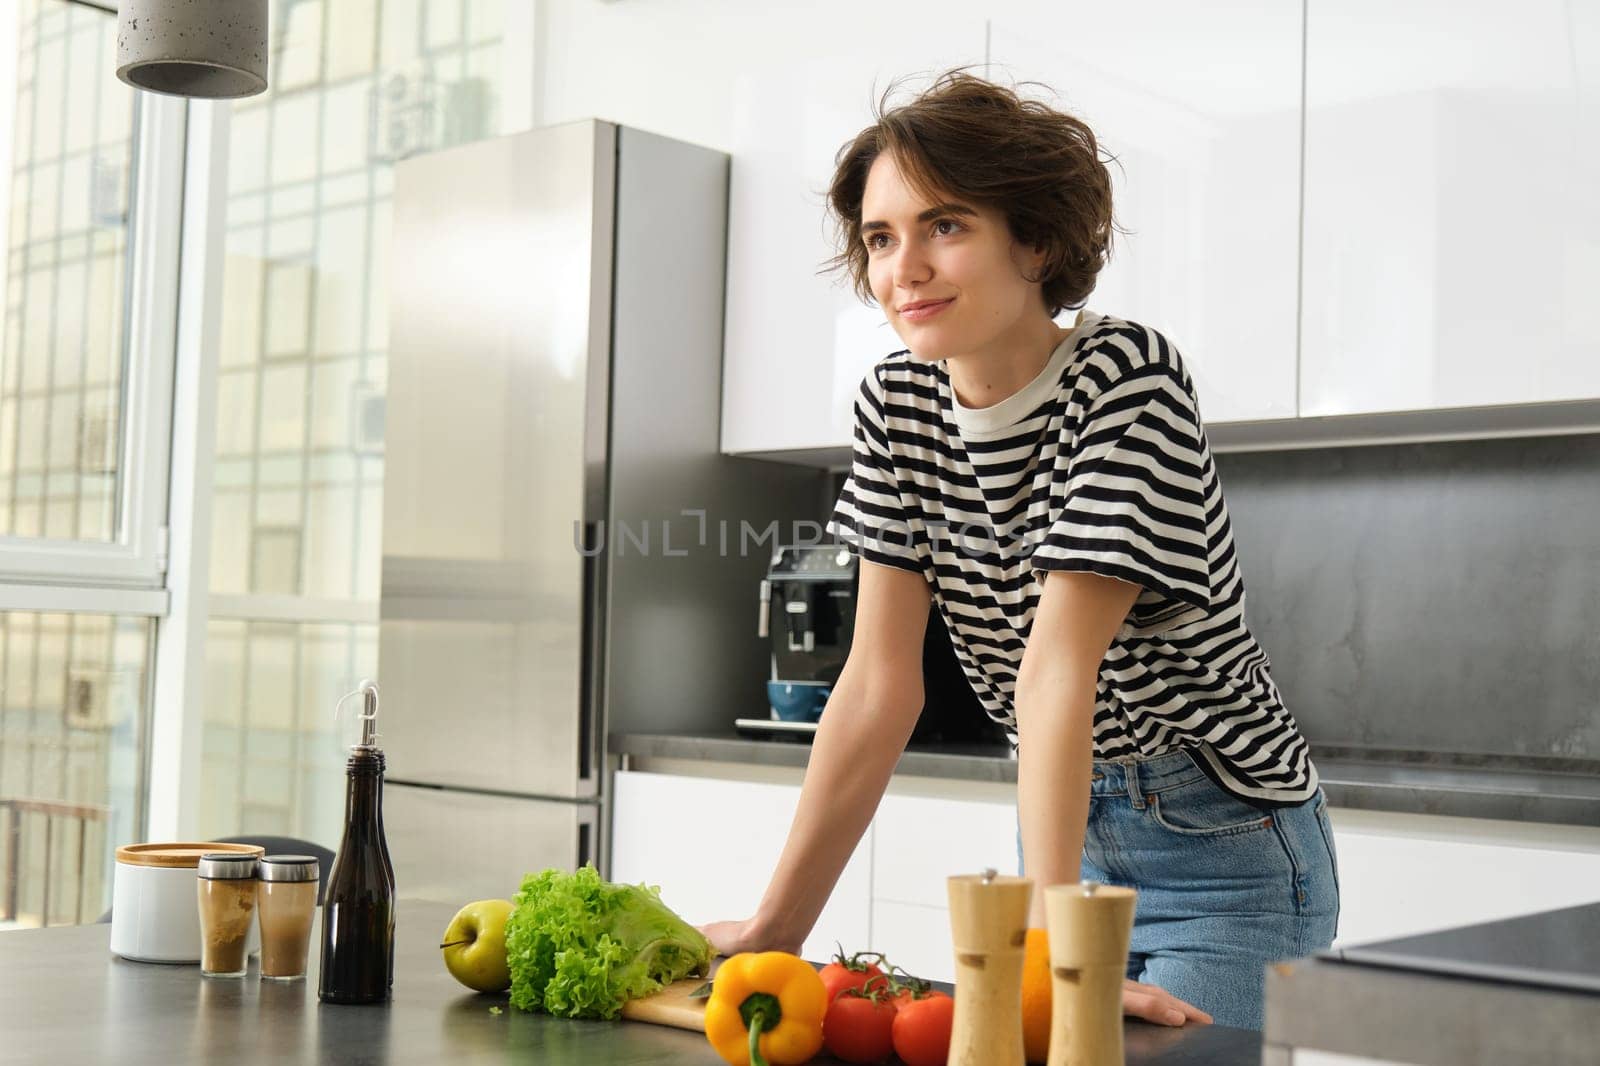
[861,151,1050,361]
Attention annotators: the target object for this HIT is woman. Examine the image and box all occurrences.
[701,69,1339,1032]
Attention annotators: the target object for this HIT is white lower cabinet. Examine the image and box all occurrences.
[869,901,955,985]
[1322,808,1600,948]
[867,790,1022,983]
[609,770,871,962]
[612,767,1600,976]
[870,792,1022,907]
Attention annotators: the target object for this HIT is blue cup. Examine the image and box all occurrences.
[766,681,830,723]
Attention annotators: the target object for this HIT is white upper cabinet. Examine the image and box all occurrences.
[530,0,987,457]
[716,10,991,455]
[988,0,1304,426]
[539,2,1600,454]
[1301,0,1600,417]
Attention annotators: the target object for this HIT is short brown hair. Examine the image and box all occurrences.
[824,68,1116,317]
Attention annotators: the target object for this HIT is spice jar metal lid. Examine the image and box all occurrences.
[260,855,320,882]
[197,852,260,880]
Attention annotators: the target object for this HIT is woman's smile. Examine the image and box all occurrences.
[899,297,955,322]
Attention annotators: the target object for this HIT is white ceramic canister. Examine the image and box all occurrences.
[110,843,265,963]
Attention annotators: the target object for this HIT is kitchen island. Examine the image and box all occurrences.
[0,899,1261,1065]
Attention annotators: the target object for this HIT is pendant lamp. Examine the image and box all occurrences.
[116,0,268,99]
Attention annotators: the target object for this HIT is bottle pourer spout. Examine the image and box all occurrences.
[335,679,382,749]
[359,680,379,747]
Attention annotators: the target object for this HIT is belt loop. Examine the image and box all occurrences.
[1125,761,1146,810]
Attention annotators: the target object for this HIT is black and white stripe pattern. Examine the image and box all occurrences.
[827,312,1317,807]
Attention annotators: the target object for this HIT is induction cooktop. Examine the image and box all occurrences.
[1320,901,1600,995]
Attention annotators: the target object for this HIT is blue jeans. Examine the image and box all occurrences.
[1016,748,1341,1031]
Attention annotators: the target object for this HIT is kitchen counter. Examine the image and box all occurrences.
[614,730,1024,783]
[610,731,1600,826]
[0,899,1260,1065]
[1264,903,1600,1064]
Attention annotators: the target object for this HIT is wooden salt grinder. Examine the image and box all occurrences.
[946,867,1033,1066]
[1043,881,1138,1066]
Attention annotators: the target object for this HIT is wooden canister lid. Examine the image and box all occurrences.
[115,842,265,868]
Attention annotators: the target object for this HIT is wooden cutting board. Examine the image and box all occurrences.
[619,976,713,1031]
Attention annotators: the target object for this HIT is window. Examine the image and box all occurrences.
[2,0,128,544]
[201,620,375,847]
[0,0,521,928]
[197,0,510,843]
[0,610,150,927]
[0,0,176,590]
[0,0,179,929]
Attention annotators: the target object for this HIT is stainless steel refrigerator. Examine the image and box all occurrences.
[378,120,816,904]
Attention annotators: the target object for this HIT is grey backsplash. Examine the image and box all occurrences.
[1217,434,1600,768]
[823,432,1600,768]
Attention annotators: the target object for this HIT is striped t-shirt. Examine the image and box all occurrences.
[826,311,1318,807]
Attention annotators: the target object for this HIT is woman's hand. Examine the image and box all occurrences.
[696,918,801,959]
[1122,978,1213,1026]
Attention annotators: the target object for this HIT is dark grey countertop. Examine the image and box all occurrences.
[614,730,1025,783]
[610,732,1600,826]
[0,899,1260,1065]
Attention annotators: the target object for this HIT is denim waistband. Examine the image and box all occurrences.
[1089,748,1208,797]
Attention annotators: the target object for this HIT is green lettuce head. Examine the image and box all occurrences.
[504,864,714,1020]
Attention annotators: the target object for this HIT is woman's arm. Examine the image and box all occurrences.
[1016,568,1212,1027]
[700,558,932,955]
[1014,569,1139,927]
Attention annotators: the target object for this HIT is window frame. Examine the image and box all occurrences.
[0,85,184,598]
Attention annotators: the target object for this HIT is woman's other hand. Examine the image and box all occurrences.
[1122,978,1213,1026]
[697,918,801,959]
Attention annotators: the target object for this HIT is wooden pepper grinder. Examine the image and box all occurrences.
[1043,881,1138,1066]
[947,867,1034,1066]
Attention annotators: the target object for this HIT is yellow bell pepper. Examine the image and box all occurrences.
[704,951,826,1066]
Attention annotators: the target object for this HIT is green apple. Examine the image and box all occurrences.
[439,899,514,993]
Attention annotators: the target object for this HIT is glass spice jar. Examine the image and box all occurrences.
[257,855,320,981]
[197,853,259,977]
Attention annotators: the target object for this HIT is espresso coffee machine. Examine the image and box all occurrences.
[738,544,1007,745]
[756,545,854,724]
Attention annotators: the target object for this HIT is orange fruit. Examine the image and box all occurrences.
[1021,927,1052,1063]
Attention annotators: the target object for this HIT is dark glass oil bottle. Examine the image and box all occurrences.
[319,682,395,1004]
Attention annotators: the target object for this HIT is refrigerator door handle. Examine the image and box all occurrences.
[578,519,603,792]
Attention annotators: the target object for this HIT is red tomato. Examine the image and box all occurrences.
[889,975,933,1010]
[818,952,886,1004]
[892,991,955,1066]
[822,988,897,1063]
